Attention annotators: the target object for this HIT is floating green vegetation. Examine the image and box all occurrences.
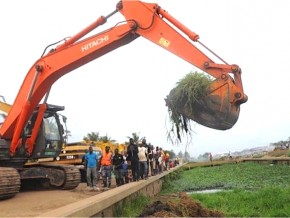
[161,162,290,217]
[165,71,212,142]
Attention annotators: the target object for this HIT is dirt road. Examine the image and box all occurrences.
[0,183,108,217]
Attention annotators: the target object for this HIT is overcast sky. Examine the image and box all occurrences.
[1,0,290,157]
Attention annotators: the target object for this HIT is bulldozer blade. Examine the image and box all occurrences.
[166,78,240,130]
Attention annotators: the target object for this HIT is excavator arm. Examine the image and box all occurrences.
[119,1,247,130]
[0,0,247,156]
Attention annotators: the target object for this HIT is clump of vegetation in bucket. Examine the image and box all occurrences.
[165,71,212,142]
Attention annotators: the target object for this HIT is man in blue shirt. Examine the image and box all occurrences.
[85,145,100,191]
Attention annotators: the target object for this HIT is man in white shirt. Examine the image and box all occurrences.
[138,141,148,180]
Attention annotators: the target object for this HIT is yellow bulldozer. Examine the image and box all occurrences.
[0,96,10,114]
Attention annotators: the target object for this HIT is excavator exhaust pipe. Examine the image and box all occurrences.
[166,78,245,130]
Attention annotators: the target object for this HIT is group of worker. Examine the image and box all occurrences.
[84,138,175,191]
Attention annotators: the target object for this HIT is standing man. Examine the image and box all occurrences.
[164,153,170,170]
[209,152,213,166]
[126,138,139,182]
[85,145,100,191]
[154,146,160,175]
[141,138,150,177]
[100,146,113,190]
[150,144,156,176]
[112,148,125,186]
[138,141,148,180]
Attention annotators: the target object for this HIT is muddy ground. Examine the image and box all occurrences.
[0,183,99,217]
[139,192,224,217]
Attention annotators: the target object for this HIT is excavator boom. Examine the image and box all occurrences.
[119,1,247,130]
[1,1,247,156]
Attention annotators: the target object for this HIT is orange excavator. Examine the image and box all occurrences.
[0,0,247,199]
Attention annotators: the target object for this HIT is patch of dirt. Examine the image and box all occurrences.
[0,181,112,217]
[266,149,288,157]
[139,192,224,217]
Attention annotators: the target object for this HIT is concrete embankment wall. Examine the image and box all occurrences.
[40,167,180,217]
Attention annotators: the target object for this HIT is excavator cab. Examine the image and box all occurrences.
[26,104,66,159]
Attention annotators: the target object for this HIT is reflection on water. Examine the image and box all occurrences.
[187,189,226,194]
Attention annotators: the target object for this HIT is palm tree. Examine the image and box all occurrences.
[126,132,141,144]
[83,131,100,142]
[63,129,71,144]
[99,134,115,143]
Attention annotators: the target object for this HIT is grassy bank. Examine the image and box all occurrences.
[191,187,290,217]
[121,162,290,217]
[163,162,290,217]
[163,162,290,192]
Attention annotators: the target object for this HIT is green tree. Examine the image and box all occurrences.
[126,132,141,144]
[197,152,210,161]
[83,131,100,142]
[99,134,115,143]
[163,149,176,158]
[270,136,290,149]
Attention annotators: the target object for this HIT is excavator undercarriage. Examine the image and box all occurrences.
[0,164,81,200]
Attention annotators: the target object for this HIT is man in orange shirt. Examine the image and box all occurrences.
[100,146,113,190]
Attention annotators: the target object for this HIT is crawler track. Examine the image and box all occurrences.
[21,163,81,190]
[57,164,82,190]
[0,167,21,200]
[0,164,81,200]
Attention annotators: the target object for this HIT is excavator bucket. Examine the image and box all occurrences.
[166,78,241,130]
